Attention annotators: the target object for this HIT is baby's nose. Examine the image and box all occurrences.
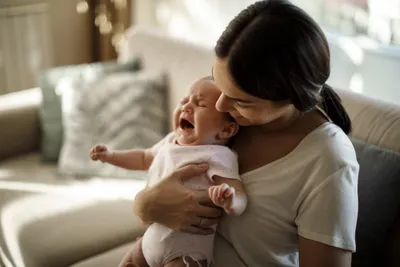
[181,103,193,114]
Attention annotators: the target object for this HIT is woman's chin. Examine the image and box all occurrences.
[234,116,253,127]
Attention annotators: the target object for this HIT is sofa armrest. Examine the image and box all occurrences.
[0,88,41,161]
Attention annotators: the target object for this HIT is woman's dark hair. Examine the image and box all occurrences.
[215,0,351,134]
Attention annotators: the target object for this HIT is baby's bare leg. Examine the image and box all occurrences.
[117,238,149,267]
[164,257,207,267]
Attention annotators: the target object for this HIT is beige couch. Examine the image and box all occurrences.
[0,27,400,267]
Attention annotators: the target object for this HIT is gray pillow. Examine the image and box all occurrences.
[58,71,167,179]
[351,139,400,267]
[39,59,141,162]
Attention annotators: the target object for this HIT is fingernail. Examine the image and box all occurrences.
[198,163,208,169]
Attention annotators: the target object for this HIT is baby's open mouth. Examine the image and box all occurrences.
[179,118,194,129]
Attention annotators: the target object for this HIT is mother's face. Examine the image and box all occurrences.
[213,58,292,127]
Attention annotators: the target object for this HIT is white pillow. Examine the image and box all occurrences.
[58,71,167,179]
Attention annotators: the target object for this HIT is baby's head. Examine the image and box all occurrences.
[173,77,239,146]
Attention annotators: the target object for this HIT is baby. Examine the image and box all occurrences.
[90,77,247,267]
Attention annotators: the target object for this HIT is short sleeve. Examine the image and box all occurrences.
[207,147,240,181]
[150,132,175,156]
[295,165,359,252]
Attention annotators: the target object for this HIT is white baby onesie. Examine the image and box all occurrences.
[141,133,240,267]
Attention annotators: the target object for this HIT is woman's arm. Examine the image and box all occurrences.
[299,237,352,267]
[133,163,223,234]
[296,165,358,267]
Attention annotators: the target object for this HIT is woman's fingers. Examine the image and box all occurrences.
[170,164,209,183]
[199,217,220,227]
[208,186,217,203]
[183,226,214,235]
[196,204,222,219]
[197,189,216,205]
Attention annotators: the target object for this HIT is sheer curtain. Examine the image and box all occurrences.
[150,0,325,47]
[149,0,400,46]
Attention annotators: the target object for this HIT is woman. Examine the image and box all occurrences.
[132,0,359,266]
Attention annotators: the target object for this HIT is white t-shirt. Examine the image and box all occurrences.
[212,122,359,267]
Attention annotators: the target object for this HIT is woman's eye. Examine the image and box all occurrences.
[198,102,207,107]
[236,101,251,108]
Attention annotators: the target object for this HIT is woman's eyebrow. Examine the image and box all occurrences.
[230,97,253,103]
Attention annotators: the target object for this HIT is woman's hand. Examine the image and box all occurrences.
[133,163,222,235]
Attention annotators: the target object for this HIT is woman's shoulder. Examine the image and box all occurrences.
[299,122,359,172]
[285,123,359,201]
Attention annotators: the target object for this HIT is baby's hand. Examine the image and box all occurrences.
[90,144,112,163]
[209,183,235,214]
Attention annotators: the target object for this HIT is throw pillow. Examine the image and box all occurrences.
[58,71,167,179]
[351,139,400,267]
[39,59,141,162]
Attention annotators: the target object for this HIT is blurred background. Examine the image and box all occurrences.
[0,0,399,104]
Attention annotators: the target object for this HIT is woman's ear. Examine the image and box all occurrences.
[218,122,239,140]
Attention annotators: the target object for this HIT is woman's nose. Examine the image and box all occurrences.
[216,94,230,112]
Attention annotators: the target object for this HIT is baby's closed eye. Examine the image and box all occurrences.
[197,101,207,107]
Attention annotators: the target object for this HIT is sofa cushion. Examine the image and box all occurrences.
[0,153,60,184]
[17,198,145,267]
[0,152,146,267]
[0,182,145,267]
[57,71,167,179]
[0,188,38,267]
[70,242,134,267]
[340,90,400,153]
[352,139,400,267]
[39,59,141,162]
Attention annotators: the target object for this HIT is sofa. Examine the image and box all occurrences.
[0,27,399,267]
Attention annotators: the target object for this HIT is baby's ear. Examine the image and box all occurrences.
[218,121,239,140]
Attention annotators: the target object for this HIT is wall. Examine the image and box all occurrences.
[0,0,92,68]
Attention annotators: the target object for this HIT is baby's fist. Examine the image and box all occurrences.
[90,144,112,163]
[209,183,235,213]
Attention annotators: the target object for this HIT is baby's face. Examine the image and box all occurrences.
[173,79,238,146]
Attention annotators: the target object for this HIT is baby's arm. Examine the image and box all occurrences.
[90,144,154,171]
[209,176,247,216]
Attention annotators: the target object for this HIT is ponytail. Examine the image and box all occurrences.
[320,84,352,134]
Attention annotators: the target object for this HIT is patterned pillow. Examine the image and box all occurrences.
[57,71,167,179]
[39,59,141,162]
